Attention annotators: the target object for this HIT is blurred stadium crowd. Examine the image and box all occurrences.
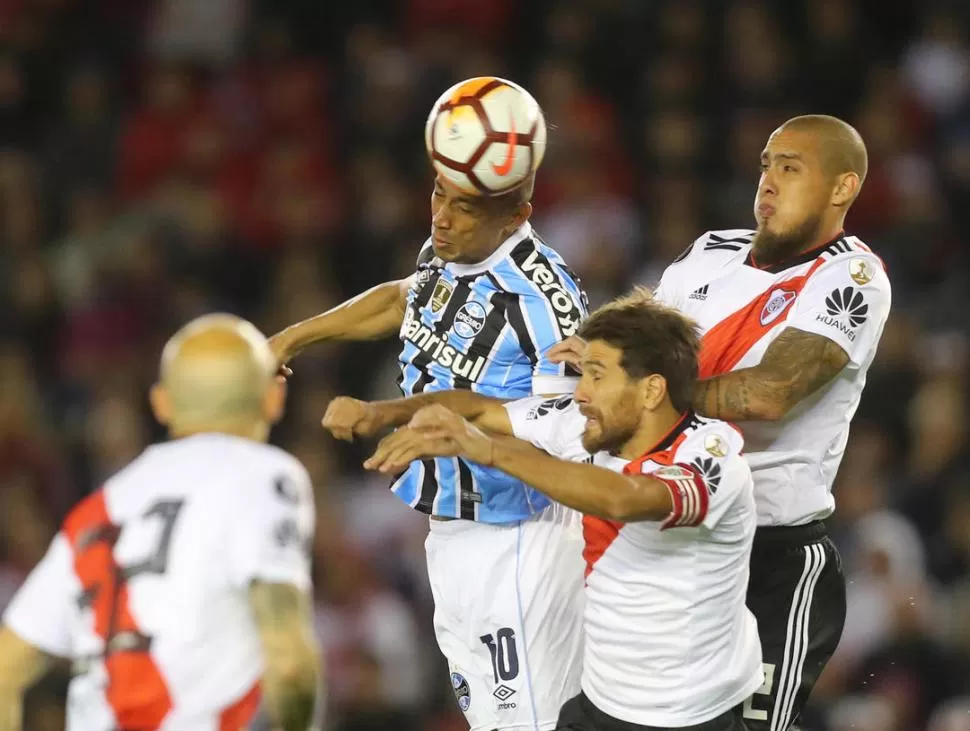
[1,0,969,729]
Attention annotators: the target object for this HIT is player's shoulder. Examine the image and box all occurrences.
[218,438,311,494]
[492,233,587,326]
[502,231,583,290]
[812,234,890,289]
[518,394,580,422]
[132,436,311,503]
[193,438,314,520]
[666,229,755,271]
[670,415,749,494]
[676,413,745,461]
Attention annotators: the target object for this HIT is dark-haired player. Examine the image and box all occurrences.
[351,289,762,731]
[275,78,589,730]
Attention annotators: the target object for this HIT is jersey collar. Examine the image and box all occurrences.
[745,230,847,274]
[621,410,696,474]
[445,222,533,277]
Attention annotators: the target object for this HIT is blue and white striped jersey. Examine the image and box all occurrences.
[392,222,588,522]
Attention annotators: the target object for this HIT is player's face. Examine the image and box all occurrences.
[430,175,515,264]
[574,340,643,454]
[752,127,833,264]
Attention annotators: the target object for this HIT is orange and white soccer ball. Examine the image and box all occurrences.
[425,77,547,197]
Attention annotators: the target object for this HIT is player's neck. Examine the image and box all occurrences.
[616,403,685,461]
[168,421,270,443]
[800,219,846,256]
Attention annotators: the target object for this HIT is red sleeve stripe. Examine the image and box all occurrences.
[654,465,710,529]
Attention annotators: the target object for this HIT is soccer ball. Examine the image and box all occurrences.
[425,77,547,197]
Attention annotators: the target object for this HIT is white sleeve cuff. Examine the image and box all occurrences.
[532,375,579,396]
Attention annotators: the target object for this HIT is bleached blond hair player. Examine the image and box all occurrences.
[0,314,320,731]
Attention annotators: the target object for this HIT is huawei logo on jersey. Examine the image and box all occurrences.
[824,286,868,327]
[816,286,869,342]
[759,288,797,326]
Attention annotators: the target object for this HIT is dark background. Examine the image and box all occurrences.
[1,0,968,729]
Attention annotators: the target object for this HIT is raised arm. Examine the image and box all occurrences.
[0,627,49,731]
[248,581,320,731]
[693,327,849,422]
[322,390,513,442]
[471,435,675,521]
[364,405,689,523]
[270,276,414,366]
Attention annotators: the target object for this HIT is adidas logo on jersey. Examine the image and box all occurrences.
[816,286,868,342]
[689,284,709,301]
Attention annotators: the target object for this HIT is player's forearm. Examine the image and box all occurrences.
[694,327,850,422]
[274,280,407,358]
[0,692,23,731]
[374,391,510,433]
[693,369,792,422]
[249,583,321,731]
[0,628,47,731]
[263,670,318,731]
[486,437,670,521]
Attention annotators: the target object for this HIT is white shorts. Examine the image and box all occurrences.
[426,503,585,731]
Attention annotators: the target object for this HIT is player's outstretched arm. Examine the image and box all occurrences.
[693,327,850,422]
[249,581,321,731]
[0,626,49,731]
[270,277,414,368]
[365,406,674,522]
[322,390,513,441]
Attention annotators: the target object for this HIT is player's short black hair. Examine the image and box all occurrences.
[578,287,700,412]
[489,172,535,214]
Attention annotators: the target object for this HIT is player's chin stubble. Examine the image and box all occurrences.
[582,420,636,455]
[752,212,824,265]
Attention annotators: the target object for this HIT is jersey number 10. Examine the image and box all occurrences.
[480,628,520,683]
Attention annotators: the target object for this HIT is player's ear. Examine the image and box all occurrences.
[263,376,287,425]
[500,201,532,240]
[831,172,860,208]
[149,383,171,426]
[515,201,533,226]
[641,374,668,411]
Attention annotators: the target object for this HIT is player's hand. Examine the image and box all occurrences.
[268,334,293,378]
[322,397,384,441]
[546,336,586,372]
[409,405,494,465]
[364,426,460,473]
